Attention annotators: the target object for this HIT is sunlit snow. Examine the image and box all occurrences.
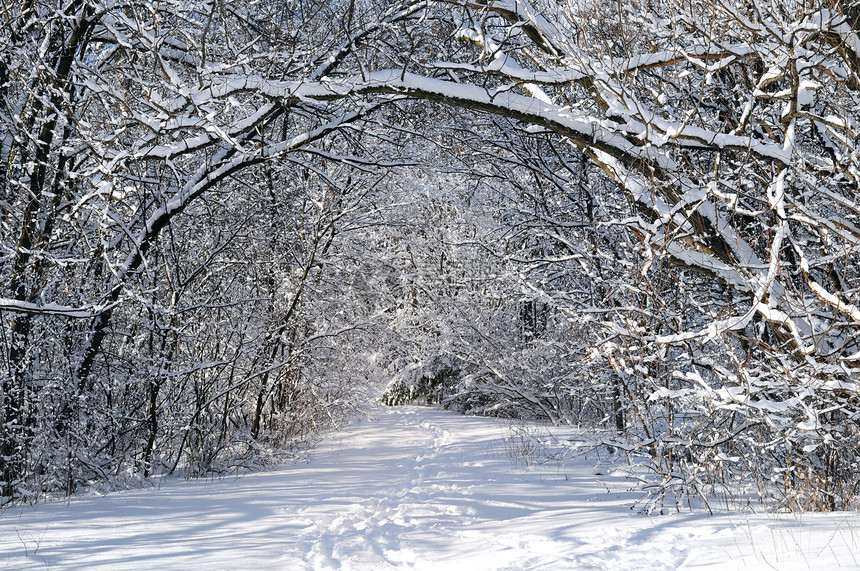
[2,406,858,570]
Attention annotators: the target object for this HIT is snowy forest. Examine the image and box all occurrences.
[2,0,860,514]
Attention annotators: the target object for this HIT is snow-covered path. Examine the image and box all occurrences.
[1,406,859,570]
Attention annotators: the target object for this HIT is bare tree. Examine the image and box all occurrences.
[3,0,860,510]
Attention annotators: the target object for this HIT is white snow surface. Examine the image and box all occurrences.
[2,406,859,570]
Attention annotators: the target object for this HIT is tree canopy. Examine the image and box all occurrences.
[3,0,860,511]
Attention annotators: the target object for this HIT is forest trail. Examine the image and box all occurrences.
[1,406,858,570]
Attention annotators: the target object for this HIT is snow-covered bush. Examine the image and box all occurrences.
[382,357,461,406]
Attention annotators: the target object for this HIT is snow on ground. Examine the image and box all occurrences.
[1,406,859,570]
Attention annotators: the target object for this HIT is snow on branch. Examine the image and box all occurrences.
[0,298,108,318]
[312,70,794,168]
